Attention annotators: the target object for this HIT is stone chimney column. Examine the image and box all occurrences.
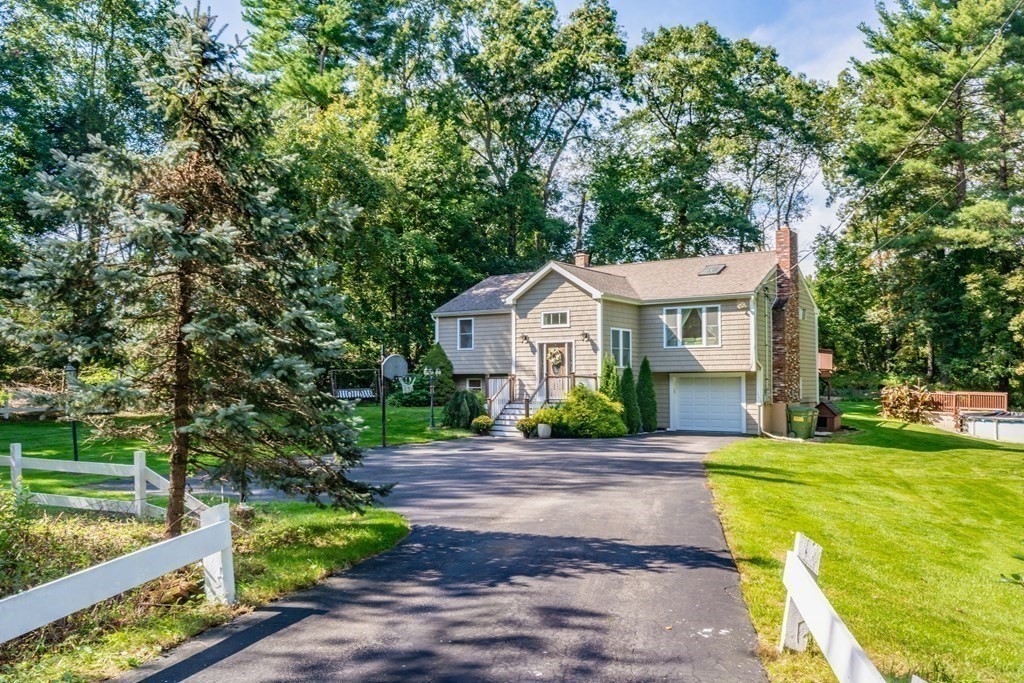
[772,226,801,403]
[574,251,591,268]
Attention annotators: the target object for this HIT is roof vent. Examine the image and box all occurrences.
[698,264,727,276]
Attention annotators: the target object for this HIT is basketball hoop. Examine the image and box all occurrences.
[398,375,416,394]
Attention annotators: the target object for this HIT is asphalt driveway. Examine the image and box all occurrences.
[125,433,767,682]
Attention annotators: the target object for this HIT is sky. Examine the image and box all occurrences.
[204,0,880,269]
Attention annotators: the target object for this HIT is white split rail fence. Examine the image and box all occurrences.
[1,443,207,519]
[779,533,928,683]
[0,503,235,644]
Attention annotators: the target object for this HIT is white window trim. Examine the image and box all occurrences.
[610,327,633,368]
[662,305,722,349]
[466,377,484,392]
[541,310,571,328]
[457,317,474,350]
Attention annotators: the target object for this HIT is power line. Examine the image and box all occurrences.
[796,0,1024,266]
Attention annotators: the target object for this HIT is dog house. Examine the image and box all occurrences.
[816,401,843,433]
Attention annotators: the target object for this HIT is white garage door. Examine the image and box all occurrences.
[673,376,745,433]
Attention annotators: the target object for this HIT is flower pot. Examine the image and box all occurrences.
[537,423,552,439]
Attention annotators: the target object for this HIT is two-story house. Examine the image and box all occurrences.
[431,226,818,436]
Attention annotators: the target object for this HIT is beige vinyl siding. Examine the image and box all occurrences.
[602,300,640,368]
[514,272,599,396]
[755,274,777,403]
[438,313,512,375]
[798,276,818,403]
[638,298,752,373]
[652,372,758,434]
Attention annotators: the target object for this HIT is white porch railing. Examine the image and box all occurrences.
[779,533,929,683]
[1,444,207,519]
[0,503,234,644]
[487,376,513,420]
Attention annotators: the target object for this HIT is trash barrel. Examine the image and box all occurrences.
[787,405,819,439]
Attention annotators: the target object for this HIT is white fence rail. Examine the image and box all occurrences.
[0,503,234,644]
[779,533,928,683]
[1,444,207,519]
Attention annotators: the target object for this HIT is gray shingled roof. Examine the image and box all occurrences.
[434,251,780,315]
[433,272,532,314]
[585,251,778,300]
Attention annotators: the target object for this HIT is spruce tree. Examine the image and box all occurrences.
[620,365,641,434]
[421,343,456,404]
[599,354,621,402]
[2,8,386,536]
[636,356,657,432]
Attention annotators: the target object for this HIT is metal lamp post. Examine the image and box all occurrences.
[64,363,79,461]
[425,367,440,430]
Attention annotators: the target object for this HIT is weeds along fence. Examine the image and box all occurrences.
[779,533,929,683]
[0,503,234,644]
[1,443,207,519]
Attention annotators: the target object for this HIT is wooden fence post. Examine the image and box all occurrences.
[200,504,235,604]
[133,451,147,520]
[779,532,823,652]
[10,443,22,495]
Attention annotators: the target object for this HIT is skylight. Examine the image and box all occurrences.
[698,264,726,276]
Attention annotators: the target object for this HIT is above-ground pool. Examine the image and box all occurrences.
[965,412,1024,443]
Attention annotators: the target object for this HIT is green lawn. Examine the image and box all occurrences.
[706,402,1024,683]
[1,502,409,682]
[0,405,467,497]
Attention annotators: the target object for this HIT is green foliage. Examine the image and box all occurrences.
[599,354,621,402]
[440,389,485,429]
[470,415,494,435]
[0,488,32,588]
[516,416,537,437]
[532,405,572,437]
[587,22,825,260]
[0,9,387,535]
[821,0,1024,399]
[619,365,641,434]
[559,385,627,438]
[636,357,657,432]
[420,343,456,405]
[0,0,174,265]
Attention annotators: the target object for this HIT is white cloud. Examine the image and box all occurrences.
[750,0,877,82]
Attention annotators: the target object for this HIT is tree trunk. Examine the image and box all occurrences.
[166,265,194,538]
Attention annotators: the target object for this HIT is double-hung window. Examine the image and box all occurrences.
[663,305,720,348]
[610,328,632,368]
[457,318,474,350]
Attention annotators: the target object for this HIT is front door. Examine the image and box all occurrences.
[544,343,570,400]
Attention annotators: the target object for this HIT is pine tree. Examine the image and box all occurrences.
[636,356,657,432]
[2,8,386,536]
[619,365,641,434]
[599,354,620,402]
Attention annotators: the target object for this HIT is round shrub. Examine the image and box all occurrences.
[516,416,537,437]
[560,385,627,438]
[471,415,494,434]
[532,405,572,437]
[441,389,485,429]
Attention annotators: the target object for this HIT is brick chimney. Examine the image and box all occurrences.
[772,226,801,403]
[574,251,591,268]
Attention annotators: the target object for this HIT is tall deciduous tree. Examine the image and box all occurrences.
[587,23,825,261]
[2,8,386,536]
[0,0,173,261]
[435,0,627,266]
